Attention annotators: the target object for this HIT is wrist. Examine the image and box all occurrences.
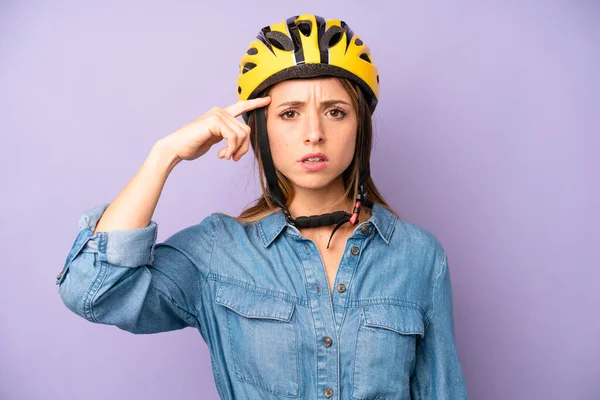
[147,140,182,174]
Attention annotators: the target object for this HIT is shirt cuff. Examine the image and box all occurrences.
[78,203,159,267]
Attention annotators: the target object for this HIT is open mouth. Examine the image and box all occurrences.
[299,159,328,171]
[302,157,325,163]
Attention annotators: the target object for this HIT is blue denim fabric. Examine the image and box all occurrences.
[57,202,468,399]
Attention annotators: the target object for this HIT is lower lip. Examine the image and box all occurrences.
[299,160,328,171]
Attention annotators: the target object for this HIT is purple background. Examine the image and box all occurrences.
[1,1,598,399]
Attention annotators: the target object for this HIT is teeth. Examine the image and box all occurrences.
[305,157,324,162]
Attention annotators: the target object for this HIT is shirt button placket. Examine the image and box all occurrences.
[300,241,337,400]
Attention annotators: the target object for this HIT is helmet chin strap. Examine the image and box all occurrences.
[255,107,373,249]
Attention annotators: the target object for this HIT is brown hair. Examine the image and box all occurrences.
[228,77,400,224]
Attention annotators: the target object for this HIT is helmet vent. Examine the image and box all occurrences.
[359,53,372,63]
[242,62,257,74]
[247,47,258,55]
[296,20,312,36]
[265,31,294,51]
[319,26,345,50]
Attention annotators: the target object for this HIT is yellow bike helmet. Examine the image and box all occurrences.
[237,13,379,121]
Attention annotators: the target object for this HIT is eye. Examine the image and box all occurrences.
[279,108,298,120]
[327,107,347,119]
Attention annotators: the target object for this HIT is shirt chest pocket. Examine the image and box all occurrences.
[352,304,425,400]
[215,281,300,398]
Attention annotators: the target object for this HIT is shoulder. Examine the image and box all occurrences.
[386,217,448,286]
[160,213,224,254]
[212,212,257,234]
[205,212,266,248]
[392,217,445,257]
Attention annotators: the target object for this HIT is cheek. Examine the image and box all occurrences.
[341,141,356,167]
[265,119,279,147]
[336,129,357,161]
[266,122,292,163]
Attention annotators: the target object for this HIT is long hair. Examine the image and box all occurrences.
[230,77,400,224]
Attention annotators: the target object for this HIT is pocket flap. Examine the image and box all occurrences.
[215,282,295,322]
[362,304,424,337]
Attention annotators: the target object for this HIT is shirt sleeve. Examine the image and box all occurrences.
[56,203,217,334]
[410,246,469,399]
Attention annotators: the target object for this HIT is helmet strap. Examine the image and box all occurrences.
[255,107,373,249]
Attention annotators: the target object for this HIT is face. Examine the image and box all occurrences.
[265,77,357,193]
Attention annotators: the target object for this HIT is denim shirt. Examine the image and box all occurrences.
[57,202,468,400]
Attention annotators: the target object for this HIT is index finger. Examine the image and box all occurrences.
[223,96,271,117]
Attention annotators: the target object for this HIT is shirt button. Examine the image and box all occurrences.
[56,271,63,280]
[323,387,334,398]
[337,283,346,293]
[305,245,310,253]
[360,225,370,234]
[351,246,360,256]
[323,336,333,347]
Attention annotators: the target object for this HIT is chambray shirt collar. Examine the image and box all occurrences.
[257,202,396,248]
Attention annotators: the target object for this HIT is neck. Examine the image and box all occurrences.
[287,177,353,218]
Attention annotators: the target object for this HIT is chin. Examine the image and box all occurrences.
[287,173,339,191]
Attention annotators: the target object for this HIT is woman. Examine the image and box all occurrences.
[57,14,468,399]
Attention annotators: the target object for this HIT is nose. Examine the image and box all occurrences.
[304,112,325,144]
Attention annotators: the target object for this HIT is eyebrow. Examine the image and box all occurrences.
[276,100,352,108]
